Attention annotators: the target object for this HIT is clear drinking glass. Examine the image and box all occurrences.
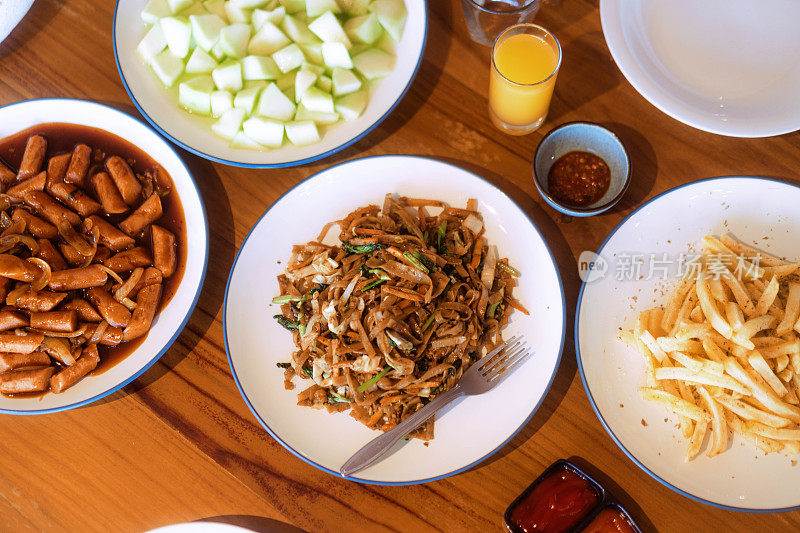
[488,24,561,135]
[461,0,541,46]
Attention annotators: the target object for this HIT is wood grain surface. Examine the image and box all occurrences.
[2,0,800,531]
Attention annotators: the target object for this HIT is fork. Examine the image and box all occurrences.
[340,335,532,478]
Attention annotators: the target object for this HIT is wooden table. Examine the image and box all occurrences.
[1,0,800,531]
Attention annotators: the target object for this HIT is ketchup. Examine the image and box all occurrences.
[508,467,600,533]
[582,507,636,533]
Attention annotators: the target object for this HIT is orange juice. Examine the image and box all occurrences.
[489,26,560,134]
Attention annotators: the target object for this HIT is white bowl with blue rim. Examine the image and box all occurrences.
[224,155,566,484]
[533,122,630,217]
[0,98,208,415]
[113,0,427,168]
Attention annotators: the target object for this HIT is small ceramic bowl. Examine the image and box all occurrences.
[533,122,631,216]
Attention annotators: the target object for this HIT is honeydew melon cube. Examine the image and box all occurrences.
[339,0,370,16]
[210,90,234,116]
[300,43,324,64]
[138,23,168,61]
[281,15,321,44]
[352,47,393,79]
[233,86,263,114]
[230,130,263,149]
[272,43,305,73]
[149,48,185,86]
[185,47,218,73]
[301,62,325,76]
[212,108,246,139]
[293,69,318,102]
[335,89,367,120]
[219,23,251,58]
[190,14,226,50]
[344,14,382,44]
[245,80,269,89]
[167,0,195,13]
[282,88,295,101]
[230,0,270,8]
[306,0,340,17]
[209,42,225,60]
[252,6,286,29]
[225,3,252,23]
[212,60,243,91]
[181,2,208,16]
[179,75,215,114]
[374,31,396,54]
[242,55,281,80]
[256,82,296,120]
[300,86,334,113]
[242,117,285,147]
[369,0,406,42]
[203,0,229,20]
[275,72,295,91]
[316,74,332,92]
[285,120,320,146]
[331,67,361,96]
[308,11,351,47]
[265,0,280,8]
[295,103,339,124]
[160,17,192,58]
[278,0,306,14]
[321,42,352,68]
[142,0,171,24]
[248,21,290,55]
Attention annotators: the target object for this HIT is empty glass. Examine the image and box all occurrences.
[461,0,542,46]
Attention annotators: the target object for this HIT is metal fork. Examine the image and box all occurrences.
[340,336,532,478]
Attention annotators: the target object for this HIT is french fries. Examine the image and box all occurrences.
[624,234,800,460]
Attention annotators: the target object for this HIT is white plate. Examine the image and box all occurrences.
[601,0,800,137]
[0,98,208,414]
[113,0,427,167]
[0,0,34,44]
[224,156,566,484]
[577,176,800,511]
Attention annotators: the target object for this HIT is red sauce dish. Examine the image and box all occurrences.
[582,507,636,533]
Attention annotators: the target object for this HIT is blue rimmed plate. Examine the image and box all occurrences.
[224,155,566,484]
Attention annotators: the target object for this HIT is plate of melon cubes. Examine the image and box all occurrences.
[113,0,426,167]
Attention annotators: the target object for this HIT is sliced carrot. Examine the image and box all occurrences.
[504,295,530,316]
[383,286,424,302]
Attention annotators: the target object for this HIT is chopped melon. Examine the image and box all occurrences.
[275,71,295,90]
[256,82,297,120]
[369,0,405,42]
[321,42,352,68]
[295,103,339,124]
[232,0,270,8]
[233,86,263,114]
[316,74,332,92]
[242,55,281,80]
[294,69,318,102]
[308,11,351,46]
[301,62,325,76]
[243,116,285,147]
[179,75,215,114]
[352,47,393,79]
[212,60,244,91]
[344,13,382,44]
[252,6,286,29]
[285,120,320,145]
[272,43,305,73]
[230,130,263,149]
[190,14,226,51]
[335,89,367,120]
[305,0,340,17]
[203,0,229,20]
[149,48,185,86]
[160,17,192,58]
[280,15,320,44]
[142,0,172,24]
[339,0,370,16]
[300,43,324,64]
[210,90,234,116]
[209,42,226,60]
[331,66,361,96]
[185,47,218,73]
[248,21,290,55]
[219,23,251,58]
[167,0,195,13]
[225,3,252,22]
[300,86,334,113]
[278,0,306,14]
[213,108,246,139]
[181,2,208,16]
[138,24,168,61]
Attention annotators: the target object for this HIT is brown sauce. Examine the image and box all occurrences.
[547,151,611,207]
[0,122,188,382]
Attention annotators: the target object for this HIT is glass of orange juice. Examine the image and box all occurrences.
[489,24,562,135]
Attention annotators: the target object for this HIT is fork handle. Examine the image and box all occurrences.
[339,385,464,478]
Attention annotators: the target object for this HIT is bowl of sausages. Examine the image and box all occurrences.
[0,98,208,413]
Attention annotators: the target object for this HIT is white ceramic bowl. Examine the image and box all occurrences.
[0,0,34,43]
[601,0,800,137]
[577,176,800,511]
[113,0,427,167]
[0,98,208,414]
[224,155,566,484]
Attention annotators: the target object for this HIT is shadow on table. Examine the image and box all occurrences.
[600,122,658,214]
[0,0,61,61]
[567,456,658,533]
[198,515,306,533]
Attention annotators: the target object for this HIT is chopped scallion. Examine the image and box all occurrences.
[357,366,391,392]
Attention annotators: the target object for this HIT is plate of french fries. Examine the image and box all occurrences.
[577,176,800,510]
